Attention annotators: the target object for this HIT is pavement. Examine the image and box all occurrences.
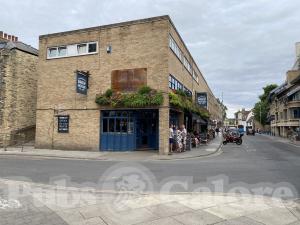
[0,135,222,161]
[1,135,300,224]
[257,133,300,147]
[0,178,300,225]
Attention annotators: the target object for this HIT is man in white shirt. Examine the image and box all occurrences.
[181,124,187,152]
[169,124,174,155]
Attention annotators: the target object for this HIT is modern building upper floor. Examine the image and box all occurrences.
[37,15,222,117]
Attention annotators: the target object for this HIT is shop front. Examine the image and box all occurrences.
[100,109,158,151]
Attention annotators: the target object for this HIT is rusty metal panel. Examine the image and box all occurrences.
[111,68,147,92]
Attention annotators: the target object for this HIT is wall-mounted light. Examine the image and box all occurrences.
[107,45,112,54]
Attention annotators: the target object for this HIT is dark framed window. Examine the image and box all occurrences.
[88,43,97,53]
[102,111,133,133]
[291,108,300,119]
[102,119,108,132]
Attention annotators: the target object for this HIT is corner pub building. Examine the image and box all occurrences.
[36,15,222,155]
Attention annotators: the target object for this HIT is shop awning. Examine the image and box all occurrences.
[287,86,300,97]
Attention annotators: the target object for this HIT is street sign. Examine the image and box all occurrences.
[76,71,89,95]
[58,115,69,133]
[196,92,208,109]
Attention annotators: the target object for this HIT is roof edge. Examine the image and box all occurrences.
[39,15,170,39]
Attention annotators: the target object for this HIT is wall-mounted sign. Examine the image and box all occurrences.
[76,71,89,95]
[58,115,69,133]
[196,92,208,109]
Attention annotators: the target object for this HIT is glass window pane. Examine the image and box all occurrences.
[103,111,109,117]
[128,118,134,134]
[121,118,128,133]
[48,48,57,57]
[115,118,121,132]
[58,47,67,56]
[77,44,87,54]
[102,119,108,133]
[109,118,115,132]
[88,43,97,53]
[109,111,116,117]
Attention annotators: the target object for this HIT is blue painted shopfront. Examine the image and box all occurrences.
[100,110,158,151]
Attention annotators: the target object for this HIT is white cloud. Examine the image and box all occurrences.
[1,0,299,117]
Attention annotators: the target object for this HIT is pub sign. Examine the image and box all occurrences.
[58,115,69,133]
[76,71,89,95]
[196,92,208,109]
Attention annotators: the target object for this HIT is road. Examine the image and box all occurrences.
[0,134,300,198]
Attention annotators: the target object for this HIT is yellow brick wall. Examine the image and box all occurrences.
[0,49,38,145]
[36,18,170,151]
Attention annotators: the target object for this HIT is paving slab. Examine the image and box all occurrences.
[99,207,159,225]
[138,217,184,225]
[146,201,192,217]
[246,207,298,225]
[172,210,224,225]
[214,216,265,225]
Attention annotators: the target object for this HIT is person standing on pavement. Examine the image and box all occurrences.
[169,124,174,155]
[181,124,187,152]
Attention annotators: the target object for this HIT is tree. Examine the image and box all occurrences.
[253,84,278,125]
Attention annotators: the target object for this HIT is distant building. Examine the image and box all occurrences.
[224,118,236,127]
[269,43,300,137]
[234,108,251,130]
[0,32,38,146]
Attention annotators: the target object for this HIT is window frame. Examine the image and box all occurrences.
[47,41,98,59]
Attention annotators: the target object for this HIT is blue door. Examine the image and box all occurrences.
[136,110,159,150]
[100,111,135,151]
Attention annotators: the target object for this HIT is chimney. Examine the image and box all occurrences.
[14,36,18,42]
[7,35,11,41]
[11,35,15,42]
[0,31,3,38]
[4,33,7,39]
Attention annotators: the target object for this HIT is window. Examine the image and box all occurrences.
[169,75,190,95]
[102,111,133,134]
[183,57,192,74]
[193,70,199,83]
[58,46,67,56]
[292,92,300,101]
[183,86,192,97]
[102,119,108,132]
[48,47,58,58]
[47,41,98,59]
[169,35,182,61]
[77,44,87,54]
[291,108,300,119]
[88,43,97,53]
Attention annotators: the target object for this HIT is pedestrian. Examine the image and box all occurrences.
[175,126,182,152]
[181,124,187,152]
[169,124,174,155]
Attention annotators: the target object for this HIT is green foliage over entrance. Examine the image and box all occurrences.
[95,86,164,108]
[169,90,210,118]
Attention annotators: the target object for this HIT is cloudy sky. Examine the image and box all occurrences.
[1,0,299,117]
